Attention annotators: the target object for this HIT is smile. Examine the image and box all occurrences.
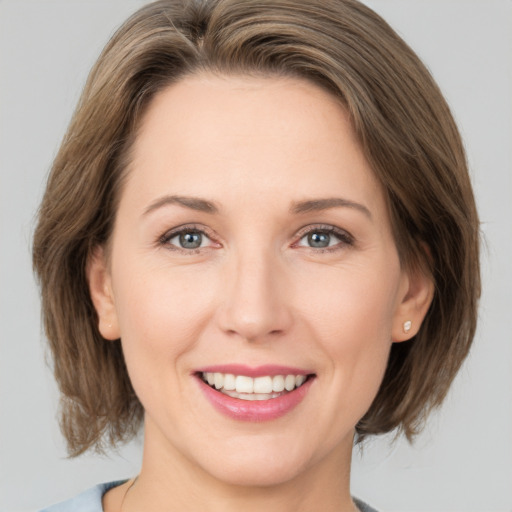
[200,372,308,401]
[195,366,315,421]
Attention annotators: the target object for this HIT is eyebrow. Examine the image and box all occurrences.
[290,197,372,219]
[143,195,220,215]
[143,194,371,219]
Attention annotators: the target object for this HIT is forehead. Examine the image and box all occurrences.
[123,73,385,217]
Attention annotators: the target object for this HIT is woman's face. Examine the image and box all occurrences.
[91,74,418,486]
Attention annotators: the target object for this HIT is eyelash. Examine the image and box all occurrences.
[293,224,354,253]
[158,224,216,255]
[158,224,354,255]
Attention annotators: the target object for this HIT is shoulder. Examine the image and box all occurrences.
[354,497,379,512]
[39,484,377,512]
[38,480,127,512]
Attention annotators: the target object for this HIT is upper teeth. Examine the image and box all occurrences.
[202,372,307,394]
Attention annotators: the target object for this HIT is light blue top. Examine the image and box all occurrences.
[39,481,378,512]
[39,481,127,512]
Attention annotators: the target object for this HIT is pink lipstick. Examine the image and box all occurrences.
[194,365,314,422]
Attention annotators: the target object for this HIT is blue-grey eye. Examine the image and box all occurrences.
[167,230,209,250]
[179,232,203,249]
[308,232,331,248]
[296,227,351,250]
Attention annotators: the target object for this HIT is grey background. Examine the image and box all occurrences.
[1,1,511,511]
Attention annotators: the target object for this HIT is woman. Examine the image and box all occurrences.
[33,0,480,511]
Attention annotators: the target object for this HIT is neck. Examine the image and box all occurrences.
[121,418,358,512]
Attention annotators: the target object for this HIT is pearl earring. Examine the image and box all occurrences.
[403,320,412,333]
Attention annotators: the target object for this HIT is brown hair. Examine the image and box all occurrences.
[33,0,480,455]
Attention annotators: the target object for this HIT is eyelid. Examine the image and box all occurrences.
[293,224,355,250]
[157,222,354,254]
[158,223,220,252]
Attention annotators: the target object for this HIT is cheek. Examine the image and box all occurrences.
[296,260,400,413]
[298,257,399,342]
[111,263,218,391]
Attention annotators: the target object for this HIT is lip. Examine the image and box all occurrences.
[195,367,315,422]
[195,364,310,378]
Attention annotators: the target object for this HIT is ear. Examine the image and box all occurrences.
[86,246,120,340]
[391,264,434,343]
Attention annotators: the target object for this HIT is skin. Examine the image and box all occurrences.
[89,74,433,512]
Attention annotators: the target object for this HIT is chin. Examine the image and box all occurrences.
[189,434,318,488]
[205,456,306,488]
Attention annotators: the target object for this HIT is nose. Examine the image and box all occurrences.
[216,249,293,343]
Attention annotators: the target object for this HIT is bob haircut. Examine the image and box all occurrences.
[33,0,480,456]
